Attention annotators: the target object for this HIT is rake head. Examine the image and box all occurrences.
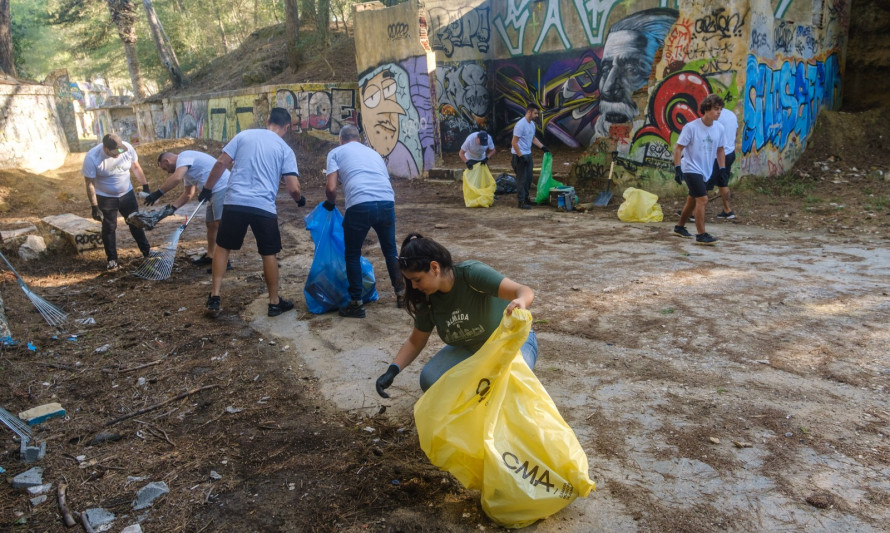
[134,247,177,280]
[21,285,67,327]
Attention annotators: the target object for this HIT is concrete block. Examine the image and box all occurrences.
[40,214,102,252]
[0,225,37,242]
[27,482,51,495]
[20,441,46,462]
[427,168,461,181]
[121,525,143,533]
[84,508,115,528]
[19,402,66,425]
[11,467,43,489]
[133,481,169,510]
[30,495,47,507]
[18,235,47,261]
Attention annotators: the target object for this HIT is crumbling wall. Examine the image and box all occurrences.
[0,83,70,173]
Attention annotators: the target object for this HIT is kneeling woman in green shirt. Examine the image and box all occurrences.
[375,232,538,397]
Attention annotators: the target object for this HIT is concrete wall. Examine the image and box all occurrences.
[358,0,850,182]
[0,83,70,173]
[354,1,438,178]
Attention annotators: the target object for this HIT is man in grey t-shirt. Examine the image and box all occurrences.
[323,124,405,318]
[198,108,306,318]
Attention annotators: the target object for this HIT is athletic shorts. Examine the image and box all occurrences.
[710,152,736,188]
[216,207,281,256]
[683,173,708,198]
[206,189,226,222]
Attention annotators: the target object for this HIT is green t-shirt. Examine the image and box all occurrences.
[414,260,507,351]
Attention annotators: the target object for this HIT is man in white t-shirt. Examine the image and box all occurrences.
[459,130,495,170]
[150,150,231,269]
[511,104,549,209]
[672,94,726,245]
[710,104,738,219]
[82,133,152,271]
[197,108,306,318]
[323,124,405,318]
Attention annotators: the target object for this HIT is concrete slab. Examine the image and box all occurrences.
[0,225,37,242]
[40,214,102,252]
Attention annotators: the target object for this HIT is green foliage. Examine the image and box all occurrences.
[742,171,816,198]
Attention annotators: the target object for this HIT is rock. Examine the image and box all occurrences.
[84,508,116,528]
[733,441,754,448]
[132,481,169,510]
[209,470,222,480]
[40,214,102,252]
[95,344,110,353]
[11,467,43,489]
[18,235,47,261]
[30,495,47,507]
[805,492,834,509]
[19,402,66,425]
[0,224,37,242]
[708,437,720,444]
[121,525,143,533]
[27,482,51,495]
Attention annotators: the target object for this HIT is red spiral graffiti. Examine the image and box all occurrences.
[635,71,712,144]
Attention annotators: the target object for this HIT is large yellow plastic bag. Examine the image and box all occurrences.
[462,163,496,208]
[414,309,595,528]
[617,187,664,222]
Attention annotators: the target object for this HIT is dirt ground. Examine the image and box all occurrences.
[1,112,889,532]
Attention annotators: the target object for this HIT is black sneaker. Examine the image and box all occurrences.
[338,300,366,318]
[206,261,234,274]
[695,233,719,245]
[716,211,736,220]
[673,225,693,238]
[518,202,531,210]
[192,254,212,266]
[268,297,294,317]
[205,294,221,317]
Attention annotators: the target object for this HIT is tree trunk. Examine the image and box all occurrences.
[0,0,16,77]
[106,0,146,99]
[301,0,315,27]
[209,0,229,53]
[142,0,186,88]
[284,0,300,71]
[316,0,330,43]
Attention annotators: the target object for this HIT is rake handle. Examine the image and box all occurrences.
[178,199,206,231]
[0,249,28,289]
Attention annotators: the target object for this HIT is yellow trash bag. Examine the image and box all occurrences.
[414,309,595,528]
[617,186,664,222]
[462,163,496,208]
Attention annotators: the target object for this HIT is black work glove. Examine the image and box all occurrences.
[541,145,550,153]
[322,200,335,211]
[158,204,177,221]
[375,364,401,398]
[144,189,164,206]
[481,157,488,165]
[674,165,684,184]
[295,195,306,207]
[142,184,150,194]
[720,167,730,181]
[197,187,213,203]
[466,160,477,170]
[91,205,102,222]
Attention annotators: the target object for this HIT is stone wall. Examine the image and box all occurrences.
[0,83,70,173]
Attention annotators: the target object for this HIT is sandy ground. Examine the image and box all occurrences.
[236,182,890,532]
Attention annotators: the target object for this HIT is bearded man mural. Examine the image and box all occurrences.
[595,8,678,139]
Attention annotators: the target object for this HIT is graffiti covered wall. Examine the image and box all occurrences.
[0,83,70,173]
[355,1,438,178]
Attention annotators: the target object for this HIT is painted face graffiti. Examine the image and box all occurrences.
[360,69,405,156]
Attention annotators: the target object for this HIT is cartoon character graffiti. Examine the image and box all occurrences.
[595,8,678,138]
[359,63,423,179]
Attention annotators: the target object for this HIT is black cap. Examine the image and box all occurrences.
[477,131,489,144]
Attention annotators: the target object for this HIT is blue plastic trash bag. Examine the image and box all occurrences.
[303,203,378,314]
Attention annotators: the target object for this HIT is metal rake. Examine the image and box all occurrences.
[134,199,205,281]
[0,250,67,327]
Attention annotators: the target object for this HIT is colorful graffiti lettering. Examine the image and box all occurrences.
[176,100,206,139]
[428,6,491,57]
[275,87,357,136]
[359,57,435,178]
[742,53,841,154]
[693,8,745,42]
[664,18,693,65]
[632,70,713,150]
[436,61,489,151]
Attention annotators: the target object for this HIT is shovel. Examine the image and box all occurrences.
[594,151,618,206]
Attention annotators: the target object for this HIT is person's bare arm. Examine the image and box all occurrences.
[84,178,98,206]
[459,148,468,163]
[325,171,338,203]
[498,277,535,314]
[157,166,188,196]
[204,153,233,191]
[131,159,148,187]
[283,174,302,203]
[511,135,521,155]
[392,327,432,370]
[673,144,686,166]
[172,185,196,209]
[486,147,496,159]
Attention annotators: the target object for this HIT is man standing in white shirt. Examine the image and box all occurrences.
[459,130,495,170]
[711,104,738,219]
[324,124,406,318]
[198,108,306,318]
[672,94,726,245]
[82,133,152,271]
[510,104,549,209]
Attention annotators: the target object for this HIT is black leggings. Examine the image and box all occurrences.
[97,190,150,261]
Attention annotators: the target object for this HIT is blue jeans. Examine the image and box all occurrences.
[342,201,404,301]
[419,329,538,392]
